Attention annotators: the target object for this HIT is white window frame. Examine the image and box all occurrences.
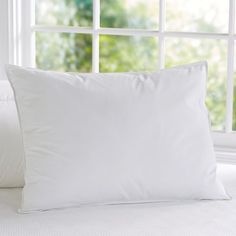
[0,0,9,80]
[8,0,236,163]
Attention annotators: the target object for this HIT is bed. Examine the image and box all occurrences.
[0,163,235,236]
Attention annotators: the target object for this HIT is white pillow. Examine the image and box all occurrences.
[6,62,229,213]
[0,81,24,187]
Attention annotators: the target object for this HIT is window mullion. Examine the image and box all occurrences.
[19,0,34,67]
[30,0,35,67]
[158,0,165,70]
[8,0,22,65]
[92,0,100,73]
[225,0,235,132]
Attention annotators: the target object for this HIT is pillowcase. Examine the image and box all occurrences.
[6,62,229,213]
[0,81,24,187]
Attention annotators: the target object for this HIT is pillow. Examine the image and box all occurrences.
[6,62,229,213]
[0,81,24,187]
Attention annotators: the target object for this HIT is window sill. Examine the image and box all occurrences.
[215,146,236,165]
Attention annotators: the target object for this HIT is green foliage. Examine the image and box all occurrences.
[100,0,128,28]
[66,0,92,26]
[36,0,92,26]
[99,36,158,72]
[36,33,92,72]
[100,0,157,29]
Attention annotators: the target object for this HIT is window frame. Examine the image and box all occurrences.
[8,0,236,162]
[0,0,9,80]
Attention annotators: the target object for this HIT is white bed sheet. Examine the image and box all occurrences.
[0,163,236,236]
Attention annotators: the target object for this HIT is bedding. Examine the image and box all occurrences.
[0,163,235,236]
[0,81,24,187]
[6,62,228,213]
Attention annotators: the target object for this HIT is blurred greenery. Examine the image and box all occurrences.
[100,35,158,72]
[166,0,228,33]
[35,0,236,131]
[36,0,92,26]
[100,0,158,29]
[36,32,92,72]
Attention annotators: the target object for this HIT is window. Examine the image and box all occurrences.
[8,0,236,151]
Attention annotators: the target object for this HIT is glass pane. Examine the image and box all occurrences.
[100,0,159,29]
[100,35,158,72]
[166,0,228,33]
[35,0,92,27]
[165,38,227,130]
[36,32,92,72]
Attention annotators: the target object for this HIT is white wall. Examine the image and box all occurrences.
[0,0,9,80]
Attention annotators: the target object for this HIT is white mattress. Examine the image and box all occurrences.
[0,163,236,236]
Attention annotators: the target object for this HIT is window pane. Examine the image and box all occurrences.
[100,35,158,72]
[165,38,227,130]
[166,0,228,33]
[35,0,92,27]
[100,0,159,29]
[36,32,92,72]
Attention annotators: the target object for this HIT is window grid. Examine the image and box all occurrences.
[30,0,235,132]
[92,0,99,73]
[158,0,165,70]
